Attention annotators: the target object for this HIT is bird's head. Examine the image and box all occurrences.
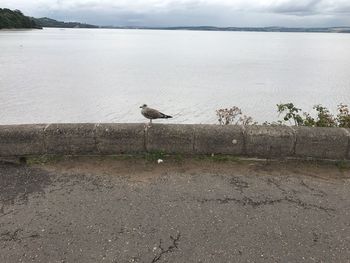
[140,104,148,109]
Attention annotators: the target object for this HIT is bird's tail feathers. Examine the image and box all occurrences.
[161,113,173,119]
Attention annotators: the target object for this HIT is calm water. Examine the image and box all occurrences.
[1,28,350,125]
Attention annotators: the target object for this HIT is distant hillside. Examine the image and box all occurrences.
[174,26,350,33]
[163,26,350,33]
[0,8,40,29]
[33,17,99,28]
[2,8,349,33]
[108,25,350,33]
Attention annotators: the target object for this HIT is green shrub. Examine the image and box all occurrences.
[217,103,350,128]
[277,103,350,128]
[337,104,350,128]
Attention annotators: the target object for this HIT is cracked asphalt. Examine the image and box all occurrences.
[1,156,350,263]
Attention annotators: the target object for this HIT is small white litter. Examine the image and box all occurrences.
[157,159,164,164]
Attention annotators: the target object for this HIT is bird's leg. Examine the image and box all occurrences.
[148,119,152,128]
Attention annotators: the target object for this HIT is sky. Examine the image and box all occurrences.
[1,0,350,27]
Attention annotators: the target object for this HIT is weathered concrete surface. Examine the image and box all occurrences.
[1,124,350,160]
[294,127,349,160]
[95,123,145,154]
[147,124,195,153]
[0,124,45,156]
[245,126,295,157]
[346,129,350,160]
[44,124,96,155]
[194,125,244,154]
[1,157,350,263]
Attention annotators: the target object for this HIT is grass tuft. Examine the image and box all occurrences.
[144,151,165,162]
[26,155,66,165]
[336,160,350,171]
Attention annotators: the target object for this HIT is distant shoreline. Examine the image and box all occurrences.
[2,26,349,34]
[2,9,350,33]
[98,26,350,34]
[3,26,349,34]
[0,28,42,31]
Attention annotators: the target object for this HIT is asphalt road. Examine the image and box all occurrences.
[1,157,350,263]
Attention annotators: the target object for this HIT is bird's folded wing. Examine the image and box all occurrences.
[143,108,163,119]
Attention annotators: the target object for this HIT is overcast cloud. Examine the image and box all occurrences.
[1,0,350,27]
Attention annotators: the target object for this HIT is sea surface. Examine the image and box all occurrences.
[0,28,349,125]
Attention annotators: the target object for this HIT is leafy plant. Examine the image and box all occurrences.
[277,103,350,128]
[216,107,242,125]
[337,104,350,128]
[277,103,304,126]
[216,103,350,127]
[313,104,336,127]
[216,107,257,125]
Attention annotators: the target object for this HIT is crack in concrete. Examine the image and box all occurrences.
[312,231,319,243]
[0,229,41,249]
[300,180,326,197]
[200,196,284,207]
[0,228,22,242]
[26,233,40,239]
[266,177,299,195]
[198,196,335,214]
[0,206,14,218]
[151,233,180,263]
[229,176,249,193]
[284,197,335,214]
[266,178,288,194]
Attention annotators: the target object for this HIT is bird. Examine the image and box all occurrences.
[140,104,172,126]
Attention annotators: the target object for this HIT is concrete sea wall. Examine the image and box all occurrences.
[0,123,349,160]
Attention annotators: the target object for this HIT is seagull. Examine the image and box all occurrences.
[140,104,172,126]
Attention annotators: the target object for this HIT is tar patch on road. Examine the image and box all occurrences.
[0,161,52,205]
